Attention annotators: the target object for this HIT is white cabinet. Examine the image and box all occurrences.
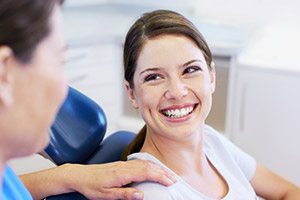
[65,42,123,134]
[65,0,108,7]
[228,66,300,186]
[206,56,231,133]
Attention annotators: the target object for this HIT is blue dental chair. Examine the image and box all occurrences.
[44,87,135,200]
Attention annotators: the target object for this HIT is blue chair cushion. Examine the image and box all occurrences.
[45,87,107,165]
[86,131,136,164]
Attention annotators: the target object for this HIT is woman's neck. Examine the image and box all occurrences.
[140,127,229,198]
[140,129,206,176]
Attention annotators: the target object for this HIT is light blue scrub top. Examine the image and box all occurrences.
[1,166,32,200]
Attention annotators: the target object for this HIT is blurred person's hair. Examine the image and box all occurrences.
[0,0,64,63]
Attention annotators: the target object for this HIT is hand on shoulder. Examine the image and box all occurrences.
[64,160,176,200]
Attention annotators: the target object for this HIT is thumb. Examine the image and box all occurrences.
[106,187,144,200]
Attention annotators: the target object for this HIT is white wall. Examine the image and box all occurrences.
[192,0,299,27]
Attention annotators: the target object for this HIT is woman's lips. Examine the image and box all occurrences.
[160,103,198,119]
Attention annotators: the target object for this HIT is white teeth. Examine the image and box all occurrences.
[163,106,194,118]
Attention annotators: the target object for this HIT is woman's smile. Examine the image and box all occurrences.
[159,103,199,122]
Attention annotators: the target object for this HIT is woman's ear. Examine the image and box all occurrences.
[0,46,14,107]
[124,81,138,109]
[209,61,216,93]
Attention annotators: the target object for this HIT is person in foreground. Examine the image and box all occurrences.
[122,9,300,199]
[0,1,176,200]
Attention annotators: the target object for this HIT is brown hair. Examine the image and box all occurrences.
[0,0,64,63]
[121,10,213,160]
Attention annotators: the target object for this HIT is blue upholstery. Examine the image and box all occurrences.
[45,87,107,165]
[87,130,136,164]
[45,86,135,200]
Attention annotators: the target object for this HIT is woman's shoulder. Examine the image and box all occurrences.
[131,181,175,200]
[204,124,222,137]
[203,124,243,156]
[127,152,177,199]
[203,124,228,147]
[131,176,196,200]
[128,152,176,177]
[127,153,189,199]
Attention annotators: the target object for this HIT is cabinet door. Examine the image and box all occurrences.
[65,43,123,134]
[206,56,230,133]
[231,68,300,186]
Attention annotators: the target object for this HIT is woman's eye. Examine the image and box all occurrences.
[183,66,202,74]
[144,74,162,82]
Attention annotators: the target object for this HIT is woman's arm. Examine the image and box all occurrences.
[20,160,176,200]
[251,163,300,200]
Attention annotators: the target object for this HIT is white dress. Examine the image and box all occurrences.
[128,125,259,200]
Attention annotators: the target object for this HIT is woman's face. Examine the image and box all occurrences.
[126,35,215,141]
[2,4,67,157]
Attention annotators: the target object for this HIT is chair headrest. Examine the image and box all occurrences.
[45,87,107,165]
[86,131,136,164]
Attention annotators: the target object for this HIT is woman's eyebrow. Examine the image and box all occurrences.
[139,67,161,76]
[139,59,203,75]
[182,59,203,67]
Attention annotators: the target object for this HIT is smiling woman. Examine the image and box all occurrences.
[121,9,300,199]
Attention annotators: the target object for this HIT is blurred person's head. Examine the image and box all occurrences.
[0,0,67,160]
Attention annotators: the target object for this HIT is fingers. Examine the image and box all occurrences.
[142,161,176,186]
[101,188,143,200]
[123,160,177,186]
[79,160,176,200]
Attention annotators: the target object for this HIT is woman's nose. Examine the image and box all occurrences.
[165,79,188,100]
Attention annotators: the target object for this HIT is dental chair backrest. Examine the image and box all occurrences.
[45,87,135,200]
